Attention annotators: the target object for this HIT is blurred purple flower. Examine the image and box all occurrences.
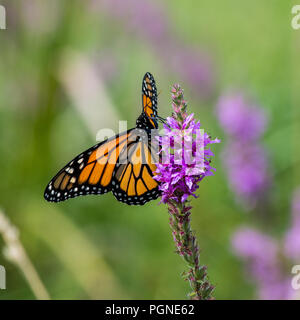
[217,93,271,209]
[222,142,271,208]
[232,228,279,282]
[90,0,214,98]
[232,188,300,299]
[217,94,267,141]
[284,188,300,261]
[96,0,168,45]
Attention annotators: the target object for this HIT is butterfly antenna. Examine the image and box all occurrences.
[157,115,168,125]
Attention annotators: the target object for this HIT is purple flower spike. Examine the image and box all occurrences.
[154,86,220,204]
[154,84,220,300]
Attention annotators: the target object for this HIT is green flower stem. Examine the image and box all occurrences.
[167,200,214,300]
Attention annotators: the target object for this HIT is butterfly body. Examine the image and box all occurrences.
[44,72,161,205]
[136,112,158,132]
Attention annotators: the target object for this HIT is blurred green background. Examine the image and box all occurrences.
[0,0,298,299]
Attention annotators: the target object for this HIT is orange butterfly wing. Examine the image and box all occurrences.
[44,72,161,205]
[111,129,160,205]
[44,129,160,205]
[142,72,158,129]
[44,130,132,202]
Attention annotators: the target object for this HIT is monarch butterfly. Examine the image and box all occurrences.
[44,72,161,205]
